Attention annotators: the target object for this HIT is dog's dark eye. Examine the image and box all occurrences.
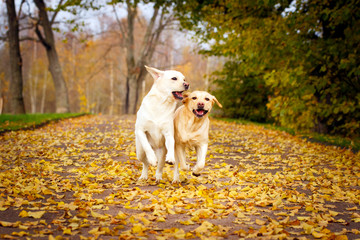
[171,77,177,80]
[205,98,210,101]
[192,97,197,100]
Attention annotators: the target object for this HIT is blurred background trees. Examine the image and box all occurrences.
[1,0,359,137]
[0,0,213,115]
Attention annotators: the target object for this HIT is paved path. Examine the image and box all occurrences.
[0,115,359,239]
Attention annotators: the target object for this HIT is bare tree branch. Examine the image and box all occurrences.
[35,21,50,50]
[19,24,35,31]
[50,0,65,26]
[112,3,126,38]
[17,0,26,20]
[138,6,160,62]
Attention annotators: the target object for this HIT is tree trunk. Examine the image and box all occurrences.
[40,69,48,113]
[124,1,137,114]
[125,73,139,114]
[34,0,70,113]
[114,2,172,114]
[109,61,114,115]
[29,41,39,113]
[5,0,25,114]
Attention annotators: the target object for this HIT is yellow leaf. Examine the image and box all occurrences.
[157,217,166,222]
[305,205,314,212]
[18,210,28,218]
[115,210,127,220]
[19,225,29,230]
[28,211,46,219]
[329,210,339,217]
[335,236,348,240]
[173,228,186,239]
[312,231,326,238]
[63,228,72,235]
[194,221,214,234]
[91,211,108,220]
[77,211,88,218]
[255,219,266,225]
[141,217,151,226]
[132,223,147,234]
[11,231,28,237]
[259,226,267,234]
[297,216,310,221]
[42,189,53,195]
[0,221,14,227]
[302,222,313,234]
[346,207,357,211]
[167,208,176,214]
[88,227,105,235]
[178,219,195,225]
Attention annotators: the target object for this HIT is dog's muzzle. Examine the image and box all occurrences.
[172,91,184,100]
[193,108,208,118]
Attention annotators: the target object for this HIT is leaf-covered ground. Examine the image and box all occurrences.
[0,115,359,239]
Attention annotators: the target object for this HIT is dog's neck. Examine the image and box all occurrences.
[148,86,176,105]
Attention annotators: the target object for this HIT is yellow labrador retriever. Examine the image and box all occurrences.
[173,91,222,183]
[136,66,189,182]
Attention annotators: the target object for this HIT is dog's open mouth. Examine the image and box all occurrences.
[172,91,184,100]
[193,109,208,118]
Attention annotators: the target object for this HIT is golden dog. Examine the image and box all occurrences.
[172,91,222,183]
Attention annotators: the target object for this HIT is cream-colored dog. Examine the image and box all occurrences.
[135,66,189,182]
[173,91,222,183]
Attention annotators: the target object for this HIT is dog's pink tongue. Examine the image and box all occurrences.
[173,91,183,99]
[197,109,204,115]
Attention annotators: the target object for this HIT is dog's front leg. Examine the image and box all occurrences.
[136,134,150,180]
[155,148,166,182]
[193,143,208,176]
[176,144,189,171]
[135,129,157,167]
[172,144,186,183]
[163,128,175,165]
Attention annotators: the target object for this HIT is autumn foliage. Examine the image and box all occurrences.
[0,115,359,239]
[177,0,360,137]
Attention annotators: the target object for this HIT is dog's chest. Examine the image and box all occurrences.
[145,125,166,147]
[179,120,209,146]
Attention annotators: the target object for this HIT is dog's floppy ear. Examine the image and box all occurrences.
[212,95,222,108]
[145,65,164,80]
[182,92,190,104]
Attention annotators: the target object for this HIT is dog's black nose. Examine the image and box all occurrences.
[183,82,189,90]
[198,102,204,109]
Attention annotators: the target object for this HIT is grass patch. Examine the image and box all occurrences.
[217,117,360,152]
[0,113,87,132]
[302,133,360,152]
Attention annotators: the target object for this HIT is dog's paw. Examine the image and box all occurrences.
[138,175,148,181]
[147,156,158,167]
[172,178,181,184]
[155,176,163,183]
[165,158,175,165]
[180,164,190,171]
